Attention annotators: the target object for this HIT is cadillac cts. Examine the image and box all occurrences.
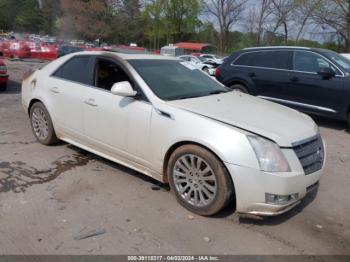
[22,51,325,217]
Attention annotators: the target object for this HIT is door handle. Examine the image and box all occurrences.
[85,98,98,107]
[50,87,60,94]
[248,72,256,78]
[290,77,299,82]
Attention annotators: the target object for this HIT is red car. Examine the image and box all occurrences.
[0,59,8,91]
[1,40,31,59]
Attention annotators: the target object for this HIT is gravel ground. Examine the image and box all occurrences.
[0,59,349,255]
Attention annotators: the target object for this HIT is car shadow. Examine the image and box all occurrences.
[66,144,170,191]
[311,115,349,133]
[2,79,21,94]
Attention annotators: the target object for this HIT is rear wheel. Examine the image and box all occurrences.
[168,145,234,216]
[348,113,350,128]
[229,83,248,94]
[30,102,59,145]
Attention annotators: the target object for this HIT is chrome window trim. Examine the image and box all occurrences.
[258,96,337,113]
[293,50,344,77]
[49,76,151,105]
[51,54,151,103]
[243,46,311,50]
[231,50,345,77]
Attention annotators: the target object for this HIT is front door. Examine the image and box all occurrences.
[285,50,344,116]
[83,57,152,165]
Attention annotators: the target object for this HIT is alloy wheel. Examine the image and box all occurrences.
[173,154,217,207]
[31,107,49,141]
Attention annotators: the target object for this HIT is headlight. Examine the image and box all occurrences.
[247,135,290,172]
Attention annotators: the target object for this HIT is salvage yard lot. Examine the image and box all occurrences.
[0,59,349,255]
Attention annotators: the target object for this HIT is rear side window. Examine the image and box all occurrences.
[53,56,91,85]
[234,51,290,70]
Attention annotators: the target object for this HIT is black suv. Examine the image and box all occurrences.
[216,47,350,126]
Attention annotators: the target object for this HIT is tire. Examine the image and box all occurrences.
[202,67,210,74]
[29,102,59,145]
[0,83,7,92]
[168,145,234,216]
[348,113,350,128]
[229,84,249,93]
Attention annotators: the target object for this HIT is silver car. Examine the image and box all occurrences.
[22,52,325,217]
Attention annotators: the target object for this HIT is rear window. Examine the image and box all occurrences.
[53,56,91,84]
[234,51,290,70]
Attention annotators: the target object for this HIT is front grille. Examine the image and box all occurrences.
[292,135,324,175]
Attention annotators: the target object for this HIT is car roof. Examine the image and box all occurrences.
[241,46,335,55]
[70,51,178,61]
[243,46,312,51]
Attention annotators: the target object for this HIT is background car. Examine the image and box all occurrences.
[1,40,31,59]
[216,46,350,126]
[341,53,350,60]
[179,55,215,75]
[200,54,224,66]
[0,59,8,91]
[22,51,324,217]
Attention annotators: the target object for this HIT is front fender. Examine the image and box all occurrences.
[149,105,260,175]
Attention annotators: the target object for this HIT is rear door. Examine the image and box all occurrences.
[48,55,93,139]
[232,50,292,98]
[285,50,344,116]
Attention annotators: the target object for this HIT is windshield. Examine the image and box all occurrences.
[129,59,229,101]
[198,57,207,62]
[323,50,350,72]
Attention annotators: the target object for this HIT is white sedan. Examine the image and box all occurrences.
[178,55,215,75]
[22,51,325,217]
[200,54,224,65]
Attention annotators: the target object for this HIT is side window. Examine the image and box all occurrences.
[233,52,256,66]
[94,59,131,91]
[234,51,290,70]
[181,56,190,61]
[53,56,91,84]
[190,57,198,63]
[293,51,338,74]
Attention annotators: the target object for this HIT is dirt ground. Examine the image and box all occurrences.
[0,59,349,255]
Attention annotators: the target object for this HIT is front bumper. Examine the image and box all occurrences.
[225,147,324,216]
[208,68,216,76]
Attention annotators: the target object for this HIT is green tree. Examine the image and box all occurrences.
[143,0,167,49]
[164,0,200,43]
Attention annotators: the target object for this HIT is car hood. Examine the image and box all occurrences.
[168,92,318,147]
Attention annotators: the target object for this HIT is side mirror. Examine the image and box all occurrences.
[318,67,336,79]
[111,81,137,97]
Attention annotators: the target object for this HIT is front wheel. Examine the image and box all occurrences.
[168,145,234,216]
[30,102,59,145]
